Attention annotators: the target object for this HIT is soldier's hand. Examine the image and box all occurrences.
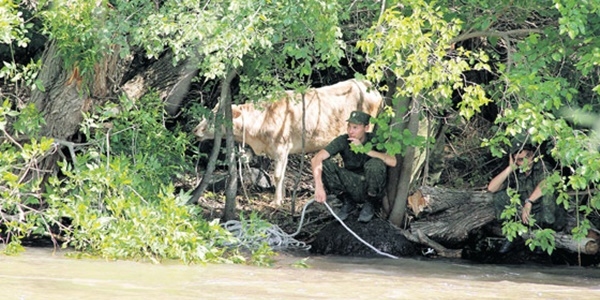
[314,187,327,203]
[522,202,532,225]
[348,137,362,146]
[509,154,515,168]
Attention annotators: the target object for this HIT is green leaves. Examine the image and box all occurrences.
[1,100,52,253]
[357,1,494,161]
[0,0,30,46]
[525,229,556,255]
[0,91,276,264]
[41,93,272,263]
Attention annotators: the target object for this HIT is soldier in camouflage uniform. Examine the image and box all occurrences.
[311,110,397,222]
[487,144,567,252]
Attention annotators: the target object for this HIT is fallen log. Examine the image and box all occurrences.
[523,232,598,255]
[406,186,495,245]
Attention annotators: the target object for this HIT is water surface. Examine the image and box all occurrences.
[1,248,599,299]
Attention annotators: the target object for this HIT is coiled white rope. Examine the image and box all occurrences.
[221,200,314,251]
[222,199,399,259]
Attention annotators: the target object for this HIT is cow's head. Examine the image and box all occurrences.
[193,105,219,141]
[193,104,246,141]
[193,117,213,141]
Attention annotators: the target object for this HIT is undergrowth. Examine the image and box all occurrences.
[0,94,275,265]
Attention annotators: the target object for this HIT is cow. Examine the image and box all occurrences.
[193,79,383,205]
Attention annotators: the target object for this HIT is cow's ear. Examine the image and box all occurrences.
[232,106,242,119]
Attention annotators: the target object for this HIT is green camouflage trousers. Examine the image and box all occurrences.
[493,191,567,231]
[322,158,387,204]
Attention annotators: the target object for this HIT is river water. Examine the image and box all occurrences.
[1,247,600,299]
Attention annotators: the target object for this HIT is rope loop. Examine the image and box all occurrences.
[221,198,398,259]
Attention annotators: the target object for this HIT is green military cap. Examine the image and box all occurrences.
[510,133,536,154]
[346,110,371,125]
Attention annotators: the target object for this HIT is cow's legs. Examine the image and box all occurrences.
[273,152,290,206]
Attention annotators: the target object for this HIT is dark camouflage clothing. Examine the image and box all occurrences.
[492,160,566,230]
[321,132,387,204]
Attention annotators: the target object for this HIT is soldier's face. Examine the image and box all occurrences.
[514,150,534,172]
[347,123,368,140]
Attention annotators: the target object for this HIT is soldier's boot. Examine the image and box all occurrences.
[335,199,356,221]
[358,201,375,223]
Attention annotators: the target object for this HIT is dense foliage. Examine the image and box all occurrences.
[1,95,275,264]
[1,0,600,260]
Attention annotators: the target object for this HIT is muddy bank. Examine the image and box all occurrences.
[309,217,418,258]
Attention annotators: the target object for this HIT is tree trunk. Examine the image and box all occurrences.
[411,113,442,185]
[406,186,495,244]
[31,41,90,140]
[29,41,125,181]
[220,70,238,221]
[383,78,406,218]
[189,112,224,205]
[188,70,237,209]
[388,96,419,227]
[523,232,599,255]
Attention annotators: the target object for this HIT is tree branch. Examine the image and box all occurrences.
[451,28,544,44]
[451,28,543,74]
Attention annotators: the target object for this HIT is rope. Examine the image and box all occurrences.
[222,198,398,259]
[321,201,399,259]
[221,199,314,251]
[222,219,310,251]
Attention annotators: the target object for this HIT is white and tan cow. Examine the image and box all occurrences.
[194,79,383,205]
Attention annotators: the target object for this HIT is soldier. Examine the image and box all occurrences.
[487,142,567,253]
[311,110,397,222]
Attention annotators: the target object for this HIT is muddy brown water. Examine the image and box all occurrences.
[1,247,600,299]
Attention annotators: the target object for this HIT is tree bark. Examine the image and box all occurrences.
[29,41,125,181]
[388,96,419,227]
[220,70,238,221]
[121,52,198,115]
[523,232,599,255]
[189,111,224,205]
[383,81,403,215]
[405,186,495,245]
[31,40,89,140]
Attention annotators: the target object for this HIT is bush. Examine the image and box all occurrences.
[1,94,274,265]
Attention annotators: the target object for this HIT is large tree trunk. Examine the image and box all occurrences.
[406,186,496,244]
[31,41,91,139]
[29,37,199,193]
[29,41,125,180]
